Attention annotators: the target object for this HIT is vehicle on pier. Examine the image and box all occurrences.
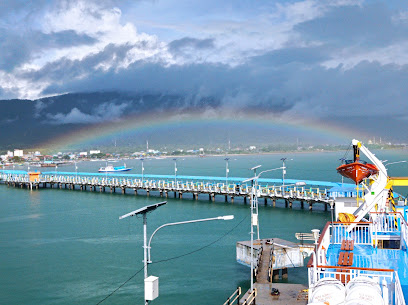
[98,164,132,172]
[308,139,408,305]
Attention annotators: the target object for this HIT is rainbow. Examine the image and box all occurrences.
[37,109,370,152]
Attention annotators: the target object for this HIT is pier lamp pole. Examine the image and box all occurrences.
[119,201,167,305]
[141,158,144,183]
[225,158,230,189]
[74,161,78,178]
[243,166,284,291]
[280,158,287,190]
[173,158,177,186]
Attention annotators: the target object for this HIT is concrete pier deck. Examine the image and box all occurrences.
[240,283,308,305]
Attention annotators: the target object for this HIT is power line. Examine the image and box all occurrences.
[95,215,248,304]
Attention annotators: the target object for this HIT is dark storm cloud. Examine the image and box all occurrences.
[295,3,408,48]
[168,37,215,55]
[38,47,408,120]
[0,29,97,71]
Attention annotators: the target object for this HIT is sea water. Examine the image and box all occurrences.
[1,151,407,304]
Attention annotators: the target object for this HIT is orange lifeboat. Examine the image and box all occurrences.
[336,160,379,184]
[336,143,379,184]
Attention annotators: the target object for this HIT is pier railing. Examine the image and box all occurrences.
[0,173,332,204]
[223,287,241,305]
[241,289,257,305]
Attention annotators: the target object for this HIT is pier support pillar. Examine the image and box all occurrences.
[231,196,234,204]
[134,189,138,195]
[309,202,313,211]
[160,191,163,197]
[179,192,183,199]
[264,198,267,206]
[194,193,198,200]
[147,190,150,197]
[121,187,125,194]
[244,196,247,204]
[273,199,276,207]
[165,191,168,198]
[209,194,211,201]
[285,199,289,208]
[225,195,228,202]
[174,192,177,198]
[324,203,328,211]
[282,268,288,279]
[301,200,304,209]
[212,194,215,202]
[289,201,293,209]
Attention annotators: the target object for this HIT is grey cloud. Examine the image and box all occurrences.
[20,43,142,82]
[295,3,408,48]
[0,29,97,71]
[168,37,215,56]
[45,102,130,124]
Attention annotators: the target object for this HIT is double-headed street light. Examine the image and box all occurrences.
[119,202,234,305]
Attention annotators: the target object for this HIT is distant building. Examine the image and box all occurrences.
[249,146,256,150]
[14,149,23,157]
[79,152,88,156]
[34,151,41,156]
[7,151,13,157]
[90,150,101,155]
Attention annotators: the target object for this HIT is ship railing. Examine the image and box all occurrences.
[308,265,396,303]
[394,271,406,305]
[331,222,372,245]
[370,212,408,249]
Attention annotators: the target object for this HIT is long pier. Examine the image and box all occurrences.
[0,171,343,210]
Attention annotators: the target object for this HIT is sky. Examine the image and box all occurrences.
[1,0,408,142]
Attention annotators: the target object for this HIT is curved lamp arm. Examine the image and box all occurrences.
[147,215,234,263]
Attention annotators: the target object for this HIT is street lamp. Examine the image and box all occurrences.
[74,161,78,178]
[243,166,283,292]
[119,202,233,304]
[119,201,167,305]
[141,158,145,183]
[225,157,230,187]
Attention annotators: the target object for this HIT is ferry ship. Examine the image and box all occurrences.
[308,139,408,305]
[98,164,132,172]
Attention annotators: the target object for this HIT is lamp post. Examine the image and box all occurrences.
[280,157,287,190]
[225,157,230,188]
[173,158,177,186]
[243,166,283,292]
[119,202,233,304]
[74,161,78,178]
[119,202,167,305]
[141,158,145,184]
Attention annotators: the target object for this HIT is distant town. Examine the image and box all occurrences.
[1,139,407,166]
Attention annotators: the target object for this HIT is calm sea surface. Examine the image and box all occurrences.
[1,150,407,304]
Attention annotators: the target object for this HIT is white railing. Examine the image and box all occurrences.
[331,223,372,245]
[310,266,395,302]
[395,271,406,305]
